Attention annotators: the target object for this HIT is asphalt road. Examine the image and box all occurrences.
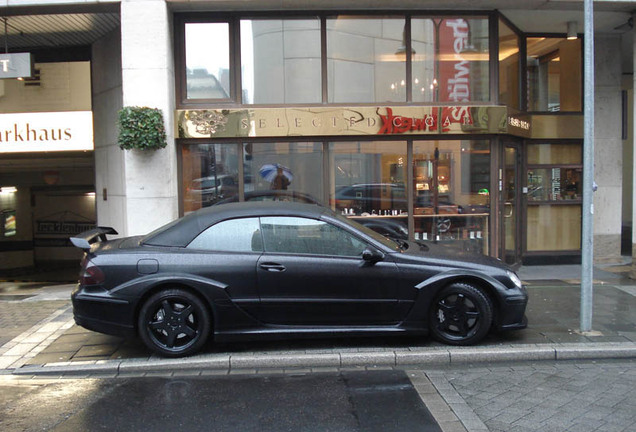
[4,359,636,432]
[0,370,441,432]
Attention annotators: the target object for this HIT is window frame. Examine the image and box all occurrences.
[186,216,263,252]
[175,11,498,108]
[260,215,369,257]
[524,33,584,114]
[175,15,239,106]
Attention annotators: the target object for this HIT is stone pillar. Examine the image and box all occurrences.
[92,29,125,233]
[593,34,623,263]
[120,0,177,235]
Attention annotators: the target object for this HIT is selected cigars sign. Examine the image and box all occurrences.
[0,111,94,153]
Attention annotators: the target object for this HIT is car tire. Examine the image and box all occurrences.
[429,282,493,346]
[138,288,211,357]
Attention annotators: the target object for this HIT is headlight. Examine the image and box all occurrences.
[507,270,523,289]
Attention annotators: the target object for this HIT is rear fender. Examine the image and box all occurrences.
[117,273,260,333]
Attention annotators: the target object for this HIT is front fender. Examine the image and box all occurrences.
[404,269,511,327]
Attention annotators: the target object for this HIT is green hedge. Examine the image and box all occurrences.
[117,106,167,150]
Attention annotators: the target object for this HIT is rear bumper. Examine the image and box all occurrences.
[71,286,136,337]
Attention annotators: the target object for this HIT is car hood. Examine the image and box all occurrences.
[394,240,511,273]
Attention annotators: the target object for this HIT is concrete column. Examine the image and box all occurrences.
[593,34,623,263]
[120,0,177,235]
[632,16,636,278]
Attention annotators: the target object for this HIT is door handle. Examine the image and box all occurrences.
[504,202,514,218]
[259,263,286,272]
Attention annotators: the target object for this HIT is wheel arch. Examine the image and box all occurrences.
[133,280,219,333]
[411,271,505,327]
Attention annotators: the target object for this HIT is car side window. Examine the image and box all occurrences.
[187,217,263,252]
[260,216,366,257]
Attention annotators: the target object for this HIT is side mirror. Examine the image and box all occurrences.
[362,247,384,263]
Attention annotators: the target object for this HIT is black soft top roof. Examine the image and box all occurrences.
[141,201,332,247]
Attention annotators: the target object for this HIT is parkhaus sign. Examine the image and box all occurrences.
[0,111,94,153]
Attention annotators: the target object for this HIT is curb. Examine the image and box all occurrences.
[11,342,636,376]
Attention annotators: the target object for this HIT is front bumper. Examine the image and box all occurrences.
[495,288,529,331]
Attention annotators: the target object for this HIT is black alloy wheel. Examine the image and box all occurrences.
[138,288,211,357]
[429,282,492,346]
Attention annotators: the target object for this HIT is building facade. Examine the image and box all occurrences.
[0,0,634,273]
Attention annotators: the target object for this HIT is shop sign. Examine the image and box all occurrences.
[177,106,509,139]
[0,111,93,153]
[507,114,532,138]
[0,53,33,79]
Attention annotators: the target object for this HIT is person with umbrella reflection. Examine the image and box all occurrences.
[270,167,290,190]
[260,164,293,190]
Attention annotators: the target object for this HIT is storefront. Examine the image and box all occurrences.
[173,12,584,265]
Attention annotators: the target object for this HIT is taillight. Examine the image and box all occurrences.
[79,260,105,285]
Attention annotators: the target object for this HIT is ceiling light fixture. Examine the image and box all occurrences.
[567,21,578,40]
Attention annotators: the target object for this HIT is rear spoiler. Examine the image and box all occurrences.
[69,226,118,252]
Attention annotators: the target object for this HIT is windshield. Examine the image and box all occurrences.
[331,213,401,252]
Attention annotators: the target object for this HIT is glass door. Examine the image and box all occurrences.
[502,143,522,265]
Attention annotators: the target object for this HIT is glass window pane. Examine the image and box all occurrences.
[261,216,366,256]
[243,142,323,204]
[412,17,490,103]
[527,143,582,165]
[182,143,239,213]
[413,140,490,253]
[241,19,321,104]
[185,23,231,100]
[499,19,520,108]
[527,37,582,112]
[327,17,406,103]
[527,168,582,202]
[188,218,262,252]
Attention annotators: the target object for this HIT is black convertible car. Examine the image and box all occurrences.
[70,202,527,357]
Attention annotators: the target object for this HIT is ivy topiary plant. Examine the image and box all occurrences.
[117,106,167,150]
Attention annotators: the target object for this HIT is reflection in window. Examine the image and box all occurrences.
[185,23,231,100]
[330,141,407,216]
[411,17,489,103]
[181,144,239,213]
[241,19,321,104]
[261,217,366,256]
[527,37,582,112]
[498,19,520,108]
[188,218,262,252]
[243,142,323,203]
[327,17,406,103]
[413,140,490,252]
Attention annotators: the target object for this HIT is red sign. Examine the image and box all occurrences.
[436,19,473,127]
[377,108,437,134]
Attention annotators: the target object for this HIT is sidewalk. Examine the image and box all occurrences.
[2,261,636,377]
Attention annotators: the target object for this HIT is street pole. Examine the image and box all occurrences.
[580,0,594,332]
